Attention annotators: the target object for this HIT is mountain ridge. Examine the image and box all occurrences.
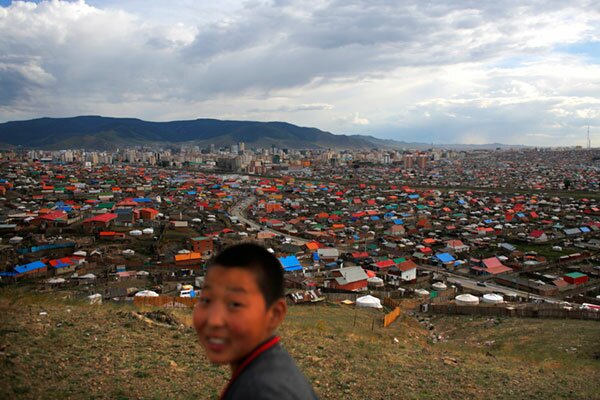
[0,116,527,150]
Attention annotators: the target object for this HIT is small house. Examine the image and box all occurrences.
[317,248,339,263]
[471,257,513,275]
[174,252,202,267]
[190,237,214,254]
[139,208,159,220]
[563,272,588,285]
[278,255,303,273]
[528,230,548,243]
[326,266,368,291]
[14,261,48,278]
[83,213,118,228]
[446,239,469,253]
[387,260,418,285]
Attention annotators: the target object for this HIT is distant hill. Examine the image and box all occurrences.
[0,116,388,150]
[0,116,527,150]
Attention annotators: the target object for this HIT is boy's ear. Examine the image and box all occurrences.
[267,298,287,331]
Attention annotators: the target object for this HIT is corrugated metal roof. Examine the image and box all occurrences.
[14,261,47,274]
[336,266,368,284]
[436,253,455,263]
[278,255,302,271]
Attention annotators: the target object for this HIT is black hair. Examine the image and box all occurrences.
[208,242,284,307]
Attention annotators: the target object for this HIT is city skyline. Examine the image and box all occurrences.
[0,0,599,146]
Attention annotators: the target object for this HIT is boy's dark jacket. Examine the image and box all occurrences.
[222,339,318,400]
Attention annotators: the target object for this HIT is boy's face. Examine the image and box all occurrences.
[193,265,286,367]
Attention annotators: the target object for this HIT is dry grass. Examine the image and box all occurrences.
[1,289,599,400]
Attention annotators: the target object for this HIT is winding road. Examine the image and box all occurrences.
[229,195,310,246]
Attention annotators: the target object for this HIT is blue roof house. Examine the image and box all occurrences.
[278,256,303,272]
[14,260,47,277]
[435,253,456,266]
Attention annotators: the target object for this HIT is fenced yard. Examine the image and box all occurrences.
[133,295,196,309]
[429,303,600,321]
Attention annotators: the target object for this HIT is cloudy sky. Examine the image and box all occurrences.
[0,0,599,146]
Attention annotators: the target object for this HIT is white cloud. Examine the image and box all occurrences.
[337,112,369,126]
[0,0,599,146]
[351,113,369,125]
[249,103,334,113]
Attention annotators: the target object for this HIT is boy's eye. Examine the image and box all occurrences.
[228,301,243,309]
[198,297,210,305]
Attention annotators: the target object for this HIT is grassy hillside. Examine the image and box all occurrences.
[0,289,599,400]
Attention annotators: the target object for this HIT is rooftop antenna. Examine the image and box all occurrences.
[588,123,591,150]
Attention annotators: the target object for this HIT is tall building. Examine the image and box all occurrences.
[417,154,428,169]
[403,154,414,169]
[63,150,73,163]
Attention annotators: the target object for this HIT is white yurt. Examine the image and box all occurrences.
[129,230,142,236]
[135,290,159,297]
[136,270,150,276]
[455,293,480,305]
[367,276,385,288]
[415,289,430,297]
[122,249,135,256]
[46,277,66,284]
[356,295,383,309]
[482,293,504,304]
[432,282,448,291]
[142,228,154,235]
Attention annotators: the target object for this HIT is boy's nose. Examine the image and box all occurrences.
[206,306,226,328]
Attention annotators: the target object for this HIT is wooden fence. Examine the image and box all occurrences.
[428,287,458,304]
[382,297,399,308]
[370,289,407,300]
[324,289,415,304]
[323,292,360,302]
[429,303,600,321]
[383,307,401,327]
[383,296,421,311]
[133,296,196,309]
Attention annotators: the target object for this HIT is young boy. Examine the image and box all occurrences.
[193,242,318,400]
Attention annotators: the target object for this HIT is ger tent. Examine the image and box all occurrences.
[135,290,159,297]
[356,295,383,309]
[367,276,385,288]
[482,293,504,304]
[455,294,479,305]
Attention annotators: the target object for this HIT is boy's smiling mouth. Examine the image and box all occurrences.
[206,336,228,351]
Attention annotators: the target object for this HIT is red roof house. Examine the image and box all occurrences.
[472,257,513,275]
[83,213,118,227]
